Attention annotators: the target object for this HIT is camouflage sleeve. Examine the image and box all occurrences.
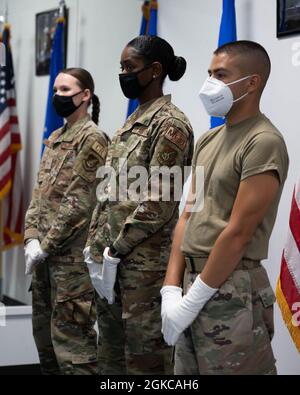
[24,149,50,242]
[87,201,102,245]
[85,201,109,262]
[40,133,108,254]
[112,118,194,256]
[85,141,110,250]
[24,181,41,242]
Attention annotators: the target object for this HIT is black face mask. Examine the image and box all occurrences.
[119,65,154,99]
[52,91,84,118]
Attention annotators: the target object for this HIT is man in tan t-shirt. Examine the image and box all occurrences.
[160,41,289,375]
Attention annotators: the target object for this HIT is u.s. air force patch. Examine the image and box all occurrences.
[83,154,100,171]
[74,139,107,182]
[157,145,178,167]
[164,127,187,151]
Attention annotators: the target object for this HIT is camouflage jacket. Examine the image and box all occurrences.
[24,115,108,262]
[87,95,194,271]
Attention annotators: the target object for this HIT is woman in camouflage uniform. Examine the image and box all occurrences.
[85,36,194,374]
[24,68,109,375]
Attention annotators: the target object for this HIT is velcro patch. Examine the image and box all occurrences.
[91,141,106,159]
[83,154,100,172]
[164,127,187,151]
[157,145,178,167]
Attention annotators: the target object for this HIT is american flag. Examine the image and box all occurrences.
[0,24,23,250]
[276,179,300,352]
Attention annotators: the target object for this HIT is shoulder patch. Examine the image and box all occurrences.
[157,145,178,167]
[91,141,106,160]
[164,126,188,151]
[83,154,101,172]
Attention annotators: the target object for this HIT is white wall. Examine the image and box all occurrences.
[1,0,299,373]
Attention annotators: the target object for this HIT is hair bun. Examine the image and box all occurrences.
[168,56,187,81]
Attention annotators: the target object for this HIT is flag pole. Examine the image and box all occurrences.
[4,1,7,24]
[59,0,66,17]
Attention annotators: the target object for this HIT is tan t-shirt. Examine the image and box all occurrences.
[181,113,289,260]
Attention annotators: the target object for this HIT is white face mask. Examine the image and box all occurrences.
[199,75,252,118]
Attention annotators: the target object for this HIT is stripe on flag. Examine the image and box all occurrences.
[0,23,23,250]
[276,184,300,352]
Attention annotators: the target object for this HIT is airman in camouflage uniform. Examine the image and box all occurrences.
[86,95,194,374]
[24,115,108,375]
[162,41,289,375]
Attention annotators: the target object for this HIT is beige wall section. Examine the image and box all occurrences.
[1,0,299,373]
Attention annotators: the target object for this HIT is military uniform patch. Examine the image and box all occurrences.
[92,141,106,160]
[157,145,178,167]
[83,154,100,172]
[164,127,188,151]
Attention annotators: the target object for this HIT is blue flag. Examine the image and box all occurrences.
[41,17,65,155]
[211,0,237,129]
[126,0,158,118]
[148,0,158,36]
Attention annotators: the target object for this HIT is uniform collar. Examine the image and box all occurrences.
[121,95,171,133]
[50,115,91,143]
[225,112,264,132]
[61,115,91,142]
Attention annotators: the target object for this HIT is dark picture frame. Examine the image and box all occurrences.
[35,7,68,76]
[277,0,300,37]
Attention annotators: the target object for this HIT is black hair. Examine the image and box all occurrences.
[127,35,186,83]
[214,40,271,87]
[60,67,100,125]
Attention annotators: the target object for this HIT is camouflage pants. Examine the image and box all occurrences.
[175,260,277,375]
[31,259,98,375]
[97,267,173,375]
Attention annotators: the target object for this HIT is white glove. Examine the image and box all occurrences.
[25,255,35,276]
[160,276,218,346]
[83,246,100,273]
[83,246,120,304]
[24,239,48,275]
[83,246,104,299]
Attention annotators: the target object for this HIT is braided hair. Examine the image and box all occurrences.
[91,94,100,125]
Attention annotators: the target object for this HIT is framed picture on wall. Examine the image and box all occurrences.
[277,0,300,37]
[35,7,68,76]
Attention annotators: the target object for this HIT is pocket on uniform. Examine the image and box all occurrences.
[258,286,276,308]
[203,269,253,314]
[258,285,276,341]
[50,149,73,186]
[112,139,141,174]
[54,275,96,329]
[56,273,93,302]
[199,269,254,350]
